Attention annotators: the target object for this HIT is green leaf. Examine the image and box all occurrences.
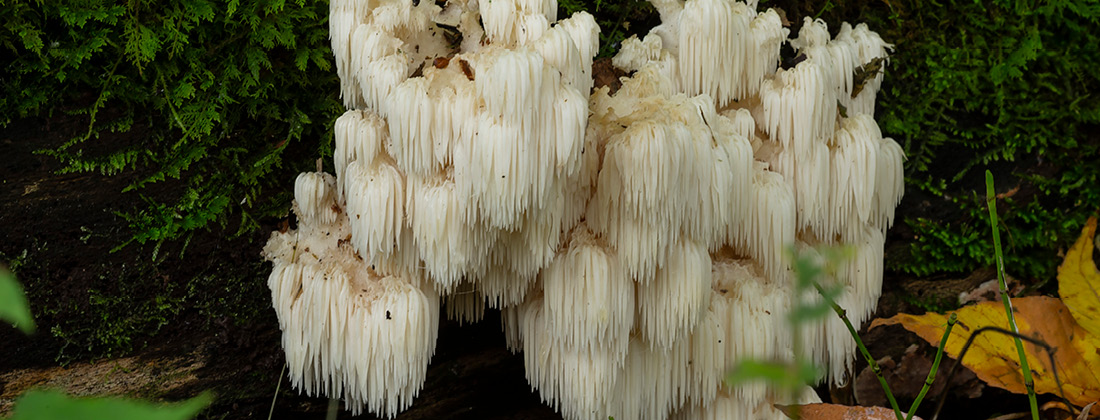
[17,26,45,54]
[788,300,835,323]
[294,48,310,71]
[173,81,196,102]
[124,21,161,66]
[184,0,216,21]
[990,26,1042,85]
[727,359,822,389]
[9,390,211,420]
[0,268,35,334]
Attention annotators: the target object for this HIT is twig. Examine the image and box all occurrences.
[985,170,1039,420]
[906,312,956,420]
[813,283,904,420]
[930,326,1074,420]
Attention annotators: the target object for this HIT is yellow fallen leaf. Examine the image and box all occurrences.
[1059,216,1100,339]
[775,403,922,420]
[871,296,1100,406]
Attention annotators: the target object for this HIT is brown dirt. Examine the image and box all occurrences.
[0,349,205,413]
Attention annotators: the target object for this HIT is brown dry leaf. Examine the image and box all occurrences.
[854,345,983,406]
[775,403,921,420]
[1059,216,1100,339]
[774,8,792,27]
[871,296,1100,406]
[1079,401,1097,419]
[1038,400,1100,420]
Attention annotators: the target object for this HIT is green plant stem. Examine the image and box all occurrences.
[813,283,903,420]
[326,397,339,420]
[159,74,192,138]
[48,53,125,154]
[788,299,804,420]
[985,170,1039,420]
[268,362,286,420]
[906,312,956,420]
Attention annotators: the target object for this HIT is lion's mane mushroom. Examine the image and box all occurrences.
[265,0,903,418]
[266,0,600,416]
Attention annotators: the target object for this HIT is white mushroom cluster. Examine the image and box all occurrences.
[262,0,903,418]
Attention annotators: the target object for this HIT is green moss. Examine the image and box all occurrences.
[1,0,343,248]
[900,293,959,314]
[31,262,183,360]
[184,259,273,327]
[3,234,271,362]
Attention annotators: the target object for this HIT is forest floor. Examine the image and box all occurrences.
[0,74,1068,420]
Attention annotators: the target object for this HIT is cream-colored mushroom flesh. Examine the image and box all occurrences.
[264,0,903,418]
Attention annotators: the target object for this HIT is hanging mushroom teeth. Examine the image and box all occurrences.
[634,238,712,350]
[540,225,634,350]
[586,68,754,282]
[263,171,439,418]
[293,172,341,226]
[442,281,485,324]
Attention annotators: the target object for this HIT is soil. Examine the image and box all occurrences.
[0,69,1067,420]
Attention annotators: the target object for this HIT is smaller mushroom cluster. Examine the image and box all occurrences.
[264,172,439,417]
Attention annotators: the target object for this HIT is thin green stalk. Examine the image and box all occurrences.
[326,397,339,420]
[813,283,903,420]
[783,263,806,420]
[268,361,287,420]
[788,291,805,420]
[906,312,956,420]
[985,170,1039,420]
